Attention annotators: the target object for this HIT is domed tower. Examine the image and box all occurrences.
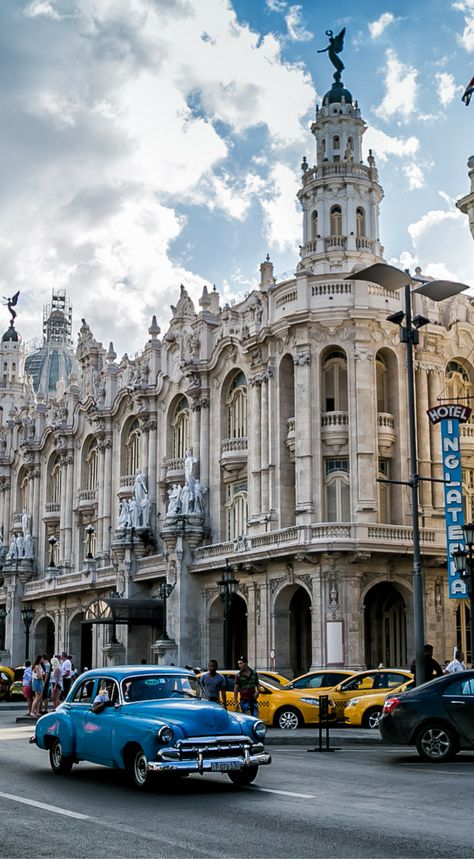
[25,289,77,397]
[298,56,385,275]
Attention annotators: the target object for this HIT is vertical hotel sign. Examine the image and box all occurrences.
[427,404,472,598]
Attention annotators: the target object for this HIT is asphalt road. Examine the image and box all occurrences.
[0,710,473,859]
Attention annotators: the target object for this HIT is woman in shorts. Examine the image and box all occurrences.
[31,655,44,718]
[22,660,33,715]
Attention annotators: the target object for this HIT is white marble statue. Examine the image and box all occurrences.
[129,497,140,528]
[21,509,29,536]
[7,535,17,560]
[180,483,192,515]
[167,484,182,515]
[193,480,207,515]
[141,494,150,528]
[16,533,25,558]
[24,530,33,559]
[118,499,130,529]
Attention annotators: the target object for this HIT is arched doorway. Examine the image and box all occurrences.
[33,617,55,657]
[208,594,247,669]
[274,585,312,678]
[364,582,407,668]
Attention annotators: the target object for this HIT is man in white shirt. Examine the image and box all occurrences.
[61,652,72,698]
[445,650,467,673]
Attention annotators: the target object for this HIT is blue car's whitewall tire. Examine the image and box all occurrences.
[49,738,74,775]
[127,747,150,790]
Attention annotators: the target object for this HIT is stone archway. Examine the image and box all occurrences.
[274,584,312,678]
[209,594,247,670]
[364,582,407,669]
[33,616,55,657]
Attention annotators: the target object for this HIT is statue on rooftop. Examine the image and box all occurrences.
[317,28,346,83]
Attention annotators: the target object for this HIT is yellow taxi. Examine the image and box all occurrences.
[199,670,336,730]
[329,669,413,721]
[285,669,355,692]
[344,677,414,729]
[0,665,14,700]
[257,671,289,687]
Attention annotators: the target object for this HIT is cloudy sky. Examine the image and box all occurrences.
[1,0,474,357]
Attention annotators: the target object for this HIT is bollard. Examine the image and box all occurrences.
[307,694,339,753]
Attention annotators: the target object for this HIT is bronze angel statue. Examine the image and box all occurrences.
[318,28,346,82]
[3,290,20,322]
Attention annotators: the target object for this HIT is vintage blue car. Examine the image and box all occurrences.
[31,665,271,789]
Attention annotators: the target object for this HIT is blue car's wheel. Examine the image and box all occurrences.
[228,765,258,786]
[49,738,74,775]
[127,747,150,790]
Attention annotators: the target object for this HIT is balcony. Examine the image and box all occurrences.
[356,237,372,250]
[77,488,98,510]
[43,502,60,523]
[377,413,396,454]
[162,458,185,482]
[460,423,474,451]
[220,437,248,474]
[321,411,349,446]
[325,235,346,251]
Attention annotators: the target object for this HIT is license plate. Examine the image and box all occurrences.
[210,761,241,772]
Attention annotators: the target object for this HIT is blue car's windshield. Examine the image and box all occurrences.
[122,674,204,702]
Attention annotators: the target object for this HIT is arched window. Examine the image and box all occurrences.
[226,481,248,541]
[376,356,388,413]
[311,210,318,240]
[356,207,366,238]
[171,397,190,459]
[226,372,247,439]
[446,360,471,403]
[330,205,342,236]
[333,135,340,150]
[125,419,140,475]
[324,458,350,522]
[323,350,348,412]
[86,439,98,491]
[50,456,62,504]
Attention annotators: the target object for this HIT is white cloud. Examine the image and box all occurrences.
[266,0,288,10]
[368,12,395,39]
[435,72,457,106]
[403,163,425,190]
[405,192,474,286]
[24,1,61,19]
[260,163,301,251]
[453,0,474,51]
[0,0,315,354]
[363,126,420,162]
[373,49,418,121]
[285,5,313,42]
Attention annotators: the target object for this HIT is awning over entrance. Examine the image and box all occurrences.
[83,598,163,627]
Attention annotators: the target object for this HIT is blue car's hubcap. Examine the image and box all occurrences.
[134,752,147,785]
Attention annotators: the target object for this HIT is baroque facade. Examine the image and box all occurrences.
[1,75,474,676]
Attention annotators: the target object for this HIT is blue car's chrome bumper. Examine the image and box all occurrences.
[149,734,271,774]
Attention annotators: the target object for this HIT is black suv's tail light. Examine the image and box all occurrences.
[383,696,400,715]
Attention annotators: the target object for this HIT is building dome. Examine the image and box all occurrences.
[322,81,353,106]
[2,322,20,342]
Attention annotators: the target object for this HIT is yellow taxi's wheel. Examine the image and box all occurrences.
[274,706,302,730]
[362,707,382,729]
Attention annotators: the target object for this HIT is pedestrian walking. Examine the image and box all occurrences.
[200,659,227,707]
[50,657,62,710]
[410,643,443,684]
[22,660,33,715]
[61,651,72,699]
[444,650,467,673]
[31,655,45,718]
[41,653,51,714]
[234,656,259,716]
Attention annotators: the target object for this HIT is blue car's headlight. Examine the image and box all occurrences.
[253,720,266,739]
[157,725,173,743]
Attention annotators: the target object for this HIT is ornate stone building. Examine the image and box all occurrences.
[1,74,474,676]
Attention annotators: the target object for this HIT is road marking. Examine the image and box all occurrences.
[0,727,35,740]
[0,792,90,820]
[248,786,316,798]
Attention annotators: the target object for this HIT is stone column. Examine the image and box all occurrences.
[101,439,113,555]
[199,397,210,491]
[147,417,157,518]
[248,379,262,524]
[64,455,74,564]
[59,455,68,563]
[260,374,270,513]
[415,362,433,511]
[352,348,377,522]
[294,349,313,522]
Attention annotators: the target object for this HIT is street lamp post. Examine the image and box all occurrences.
[21,605,35,662]
[349,263,469,685]
[85,525,95,560]
[48,535,57,567]
[452,522,474,667]
[157,581,175,641]
[0,605,6,651]
[217,563,239,669]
